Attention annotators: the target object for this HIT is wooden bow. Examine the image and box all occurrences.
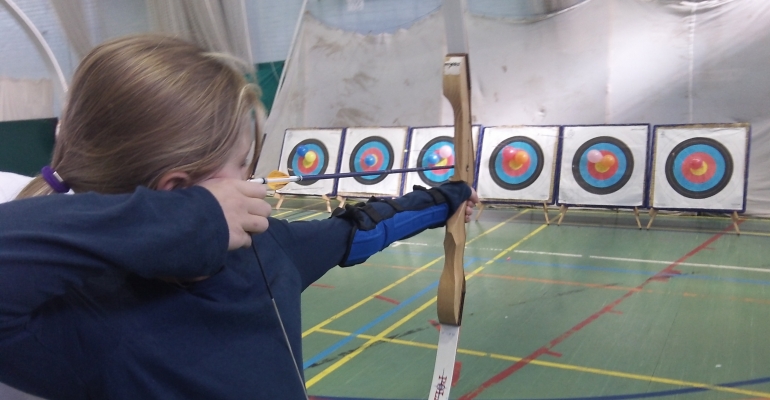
[428,0,473,396]
[438,55,472,326]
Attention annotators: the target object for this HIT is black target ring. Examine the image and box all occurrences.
[417,136,455,187]
[488,136,544,191]
[572,136,634,195]
[348,136,394,185]
[286,139,329,186]
[664,137,733,199]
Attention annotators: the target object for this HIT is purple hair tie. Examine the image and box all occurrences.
[41,165,71,193]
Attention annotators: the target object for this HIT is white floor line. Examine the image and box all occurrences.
[589,255,770,274]
[514,250,583,258]
[392,241,503,251]
[391,241,429,247]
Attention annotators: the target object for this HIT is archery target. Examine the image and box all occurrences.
[477,126,559,203]
[287,139,328,184]
[650,124,749,211]
[572,137,634,195]
[337,127,407,197]
[277,128,343,196]
[404,126,479,191]
[558,125,650,207]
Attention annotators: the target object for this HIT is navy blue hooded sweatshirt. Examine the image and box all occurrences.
[0,182,470,399]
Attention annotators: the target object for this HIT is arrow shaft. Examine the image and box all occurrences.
[251,165,454,185]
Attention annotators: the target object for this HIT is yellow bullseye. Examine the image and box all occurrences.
[594,162,610,173]
[690,162,708,176]
[509,160,522,170]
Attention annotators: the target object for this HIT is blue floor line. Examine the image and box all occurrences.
[304,258,481,369]
[303,280,438,369]
[307,375,770,400]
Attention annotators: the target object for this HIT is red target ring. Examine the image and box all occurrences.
[430,152,454,176]
[681,152,716,184]
[297,155,319,175]
[360,148,385,171]
[587,150,619,180]
[502,157,531,177]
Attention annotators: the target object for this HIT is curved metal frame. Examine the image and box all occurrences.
[1,0,69,94]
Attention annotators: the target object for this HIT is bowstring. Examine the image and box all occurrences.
[251,237,309,400]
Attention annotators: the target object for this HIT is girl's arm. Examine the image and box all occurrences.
[0,186,229,334]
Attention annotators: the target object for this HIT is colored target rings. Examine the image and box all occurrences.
[287,139,329,186]
[664,137,733,199]
[489,136,543,190]
[417,136,455,187]
[572,136,634,195]
[348,136,394,185]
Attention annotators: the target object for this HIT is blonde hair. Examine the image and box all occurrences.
[18,34,261,198]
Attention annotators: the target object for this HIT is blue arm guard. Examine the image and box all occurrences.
[334,182,470,266]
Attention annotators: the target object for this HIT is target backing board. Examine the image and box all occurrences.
[277,128,343,196]
[649,124,750,211]
[557,125,651,207]
[476,126,559,204]
[337,127,408,198]
[403,126,480,192]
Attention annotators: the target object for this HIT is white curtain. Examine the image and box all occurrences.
[51,0,93,61]
[146,0,254,66]
[0,78,53,122]
[260,0,770,216]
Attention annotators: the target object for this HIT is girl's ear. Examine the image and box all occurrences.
[156,171,192,191]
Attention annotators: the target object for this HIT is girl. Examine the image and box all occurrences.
[0,35,475,399]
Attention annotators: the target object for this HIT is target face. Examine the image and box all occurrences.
[405,126,480,194]
[558,125,650,207]
[488,136,544,190]
[664,137,733,199]
[287,139,329,186]
[650,124,749,211]
[572,136,634,195]
[348,136,394,185]
[417,136,455,187]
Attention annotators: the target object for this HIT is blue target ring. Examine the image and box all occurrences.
[578,143,627,188]
[665,137,732,199]
[349,136,394,185]
[287,139,329,186]
[489,137,544,190]
[417,136,455,187]
[572,136,634,195]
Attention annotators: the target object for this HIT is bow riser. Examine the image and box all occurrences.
[437,54,473,326]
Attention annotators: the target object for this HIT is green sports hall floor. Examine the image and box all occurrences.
[266,194,770,400]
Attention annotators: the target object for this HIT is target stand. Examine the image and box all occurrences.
[647,124,750,234]
[475,126,560,223]
[556,125,652,228]
[275,128,345,213]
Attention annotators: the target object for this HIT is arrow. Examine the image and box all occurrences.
[250,165,455,190]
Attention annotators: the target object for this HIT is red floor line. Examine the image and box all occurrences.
[458,222,741,400]
[373,295,400,305]
[310,283,335,289]
[544,350,562,358]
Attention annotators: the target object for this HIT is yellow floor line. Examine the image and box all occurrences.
[295,212,324,221]
[305,224,549,387]
[271,200,329,218]
[301,210,530,339]
[313,328,770,398]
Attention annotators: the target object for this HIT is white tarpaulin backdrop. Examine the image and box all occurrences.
[260,0,770,215]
